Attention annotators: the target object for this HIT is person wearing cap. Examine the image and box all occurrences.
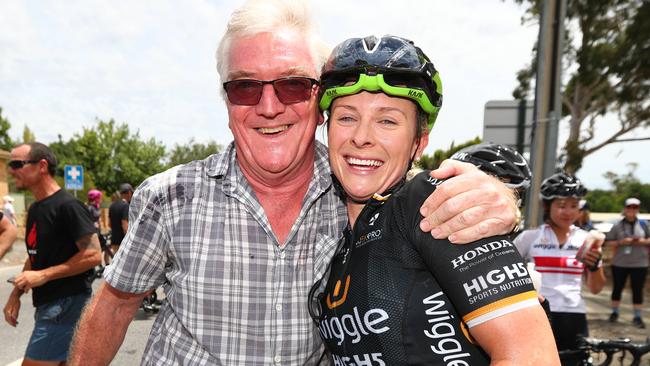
[575,199,594,231]
[605,197,649,329]
[107,183,133,257]
[3,195,17,226]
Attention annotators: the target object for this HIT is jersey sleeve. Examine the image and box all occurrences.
[104,175,171,293]
[394,171,538,328]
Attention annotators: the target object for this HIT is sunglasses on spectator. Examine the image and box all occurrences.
[8,160,39,169]
[625,205,640,209]
[223,77,318,106]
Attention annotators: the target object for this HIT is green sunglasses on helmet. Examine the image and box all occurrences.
[318,35,443,130]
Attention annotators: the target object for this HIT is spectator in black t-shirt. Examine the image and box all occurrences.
[3,142,101,364]
[108,183,133,256]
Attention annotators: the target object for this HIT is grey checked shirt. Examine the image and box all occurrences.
[104,141,347,365]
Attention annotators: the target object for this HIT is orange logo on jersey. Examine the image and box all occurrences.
[326,275,351,309]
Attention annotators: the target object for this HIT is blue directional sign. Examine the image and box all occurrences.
[64,165,84,190]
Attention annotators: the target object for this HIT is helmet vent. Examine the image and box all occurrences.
[362,35,380,53]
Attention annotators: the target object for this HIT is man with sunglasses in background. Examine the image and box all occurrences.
[69,0,520,364]
[4,142,101,366]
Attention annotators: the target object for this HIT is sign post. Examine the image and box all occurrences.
[64,165,84,197]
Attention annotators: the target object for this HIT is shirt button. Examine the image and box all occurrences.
[274,355,281,363]
[276,303,283,311]
[280,252,286,259]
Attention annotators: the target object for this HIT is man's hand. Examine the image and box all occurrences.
[13,270,48,293]
[3,292,21,327]
[419,159,518,243]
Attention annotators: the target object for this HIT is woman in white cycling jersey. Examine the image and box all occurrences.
[310,34,559,365]
[514,172,606,366]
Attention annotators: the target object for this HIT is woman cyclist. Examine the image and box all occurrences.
[87,189,111,272]
[309,35,558,365]
[513,172,606,366]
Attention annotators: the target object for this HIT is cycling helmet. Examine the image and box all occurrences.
[540,172,587,201]
[87,189,102,202]
[451,143,532,191]
[319,35,443,130]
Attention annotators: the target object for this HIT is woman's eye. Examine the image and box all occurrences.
[336,116,356,123]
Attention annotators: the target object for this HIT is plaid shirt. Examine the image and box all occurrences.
[104,141,346,365]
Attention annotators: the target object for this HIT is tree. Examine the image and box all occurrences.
[513,0,649,173]
[166,138,222,169]
[0,107,14,150]
[22,125,36,143]
[586,163,650,212]
[415,137,482,170]
[51,119,167,193]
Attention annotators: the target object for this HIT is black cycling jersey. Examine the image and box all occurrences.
[310,171,538,366]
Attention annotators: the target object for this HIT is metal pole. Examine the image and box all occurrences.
[525,0,566,228]
[516,99,527,154]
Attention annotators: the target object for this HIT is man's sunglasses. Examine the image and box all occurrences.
[8,160,39,169]
[223,77,318,106]
[625,205,640,209]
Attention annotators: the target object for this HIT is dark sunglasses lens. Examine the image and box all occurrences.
[8,161,25,169]
[225,80,263,105]
[383,72,428,89]
[274,78,313,104]
[321,72,360,89]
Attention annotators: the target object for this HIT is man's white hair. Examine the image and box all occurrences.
[216,0,330,94]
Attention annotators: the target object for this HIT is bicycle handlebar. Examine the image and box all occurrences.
[560,336,650,366]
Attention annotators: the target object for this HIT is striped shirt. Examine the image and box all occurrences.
[513,224,589,313]
[104,141,347,365]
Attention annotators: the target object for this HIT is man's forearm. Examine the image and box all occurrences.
[41,233,102,281]
[69,283,144,365]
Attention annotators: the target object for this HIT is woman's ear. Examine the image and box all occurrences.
[413,132,429,159]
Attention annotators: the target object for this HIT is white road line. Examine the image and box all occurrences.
[5,358,23,366]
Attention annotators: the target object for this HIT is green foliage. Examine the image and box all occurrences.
[22,125,36,143]
[415,137,482,170]
[586,164,650,212]
[0,107,15,151]
[166,138,222,169]
[512,0,650,173]
[50,119,166,193]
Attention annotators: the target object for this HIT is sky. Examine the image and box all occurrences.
[0,0,647,190]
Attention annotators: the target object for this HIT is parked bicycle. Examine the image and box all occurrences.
[92,231,161,313]
[559,335,650,366]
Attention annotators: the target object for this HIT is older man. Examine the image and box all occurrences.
[69,1,518,365]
